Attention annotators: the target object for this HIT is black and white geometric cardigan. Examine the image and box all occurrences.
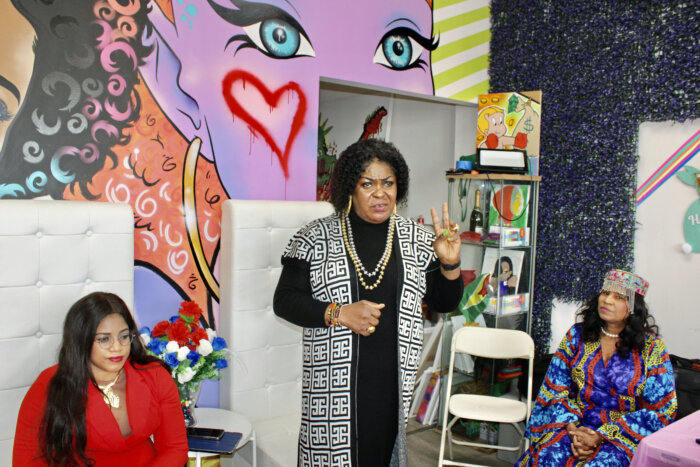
[282,213,437,467]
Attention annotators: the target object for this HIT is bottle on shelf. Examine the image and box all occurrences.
[469,189,484,234]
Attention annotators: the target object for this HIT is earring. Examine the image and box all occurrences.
[393,204,397,215]
[345,196,353,215]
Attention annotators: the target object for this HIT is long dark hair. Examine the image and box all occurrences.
[40,292,165,466]
[576,292,659,358]
[329,138,410,213]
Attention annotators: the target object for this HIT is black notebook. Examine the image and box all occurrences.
[188,431,242,454]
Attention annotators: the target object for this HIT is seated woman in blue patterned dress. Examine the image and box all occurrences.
[517,269,677,466]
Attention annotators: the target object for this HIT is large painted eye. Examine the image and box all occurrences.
[373,28,426,70]
[243,18,315,59]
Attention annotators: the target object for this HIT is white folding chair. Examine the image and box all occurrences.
[438,326,534,467]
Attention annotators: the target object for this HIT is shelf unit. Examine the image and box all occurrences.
[437,173,541,427]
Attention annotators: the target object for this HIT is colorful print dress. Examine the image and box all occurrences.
[517,323,677,466]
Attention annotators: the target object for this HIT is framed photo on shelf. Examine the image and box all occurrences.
[481,248,524,296]
[487,184,529,233]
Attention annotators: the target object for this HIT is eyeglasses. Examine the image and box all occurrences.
[94,332,134,349]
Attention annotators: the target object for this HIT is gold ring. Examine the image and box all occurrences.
[367,326,376,334]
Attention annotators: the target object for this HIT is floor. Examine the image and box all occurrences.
[406,418,516,467]
[225,418,519,467]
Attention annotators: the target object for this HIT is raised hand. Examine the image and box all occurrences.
[430,203,461,272]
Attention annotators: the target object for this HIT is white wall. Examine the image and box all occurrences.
[551,119,700,357]
[636,119,700,357]
[318,80,477,221]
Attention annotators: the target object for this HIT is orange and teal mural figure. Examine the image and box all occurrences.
[0,0,436,336]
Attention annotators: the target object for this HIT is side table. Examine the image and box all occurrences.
[188,408,257,467]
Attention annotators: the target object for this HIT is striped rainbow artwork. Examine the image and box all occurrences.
[636,129,700,205]
[432,0,491,103]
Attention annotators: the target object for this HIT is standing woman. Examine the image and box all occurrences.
[13,292,188,466]
[517,270,677,466]
[274,138,464,466]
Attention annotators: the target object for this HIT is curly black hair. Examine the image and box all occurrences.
[329,138,410,213]
[576,292,659,358]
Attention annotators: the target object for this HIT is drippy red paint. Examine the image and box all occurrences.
[222,70,306,178]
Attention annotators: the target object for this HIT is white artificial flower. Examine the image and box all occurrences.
[177,346,191,362]
[206,328,216,341]
[198,339,213,357]
[177,367,196,384]
[140,333,151,346]
[166,341,180,353]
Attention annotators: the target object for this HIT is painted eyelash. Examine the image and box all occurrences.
[210,0,312,55]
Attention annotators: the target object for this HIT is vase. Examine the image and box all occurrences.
[179,384,201,427]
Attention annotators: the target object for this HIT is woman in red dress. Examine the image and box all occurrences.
[13,292,188,466]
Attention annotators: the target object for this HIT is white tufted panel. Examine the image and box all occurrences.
[0,200,134,465]
[219,199,333,466]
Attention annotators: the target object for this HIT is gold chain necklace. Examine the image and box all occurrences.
[341,213,395,290]
[98,368,123,409]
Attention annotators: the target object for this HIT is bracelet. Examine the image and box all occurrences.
[326,302,343,328]
[440,261,461,271]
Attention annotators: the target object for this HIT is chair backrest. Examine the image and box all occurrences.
[451,326,536,420]
[218,199,334,423]
[453,326,534,360]
[0,199,134,464]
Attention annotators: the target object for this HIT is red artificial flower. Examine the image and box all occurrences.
[190,327,209,345]
[166,321,191,346]
[179,301,203,322]
[152,321,170,338]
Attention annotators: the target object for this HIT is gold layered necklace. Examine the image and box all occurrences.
[341,212,395,290]
[98,369,123,409]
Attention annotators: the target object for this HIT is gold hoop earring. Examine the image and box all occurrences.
[393,204,397,215]
[345,196,353,215]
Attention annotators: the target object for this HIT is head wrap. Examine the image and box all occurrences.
[601,269,649,314]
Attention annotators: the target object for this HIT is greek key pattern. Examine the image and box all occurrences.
[285,215,436,465]
[395,218,436,420]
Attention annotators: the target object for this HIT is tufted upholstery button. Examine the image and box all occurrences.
[267,226,272,232]
[35,331,43,338]
[36,281,42,288]
[36,231,42,238]
[86,230,93,236]
[85,278,92,285]
[267,266,272,271]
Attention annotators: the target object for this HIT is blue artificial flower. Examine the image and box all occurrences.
[164,352,179,368]
[187,350,200,366]
[169,315,179,323]
[147,338,168,355]
[212,337,227,351]
[215,359,228,369]
[139,326,151,335]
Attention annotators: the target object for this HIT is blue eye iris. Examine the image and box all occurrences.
[381,34,412,70]
[260,19,300,58]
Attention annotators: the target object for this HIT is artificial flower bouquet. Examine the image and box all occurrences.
[140,301,228,407]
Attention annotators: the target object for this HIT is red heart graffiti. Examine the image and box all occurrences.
[222,70,306,178]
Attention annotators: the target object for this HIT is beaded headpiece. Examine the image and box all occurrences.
[601,269,649,314]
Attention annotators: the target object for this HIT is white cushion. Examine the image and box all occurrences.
[218,200,333,466]
[0,200,134,466]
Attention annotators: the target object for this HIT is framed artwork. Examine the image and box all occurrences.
[488,184,530,232]
[481,248,525,296]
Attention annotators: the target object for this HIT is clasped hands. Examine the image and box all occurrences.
[567,422,604,460]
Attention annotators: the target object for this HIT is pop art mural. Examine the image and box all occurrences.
[0,0,448,331]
